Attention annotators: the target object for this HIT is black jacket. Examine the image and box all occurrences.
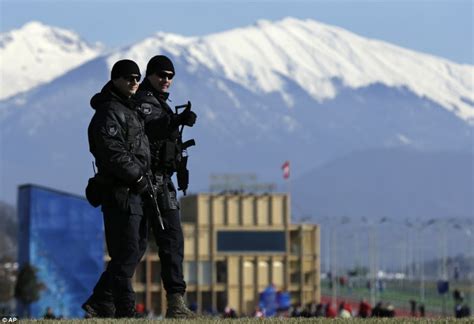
[135,79,180,174]
[88,81,150,186]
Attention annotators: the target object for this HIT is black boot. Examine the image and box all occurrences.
[115,303,140,318]
[166,293,196,319]
[82,295,115,318]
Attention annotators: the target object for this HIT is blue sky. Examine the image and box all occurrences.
[1,0,473,64]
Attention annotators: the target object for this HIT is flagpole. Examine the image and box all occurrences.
[281,160,291,218]
[286,171,291,203]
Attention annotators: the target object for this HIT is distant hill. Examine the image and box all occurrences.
[292,148,474,270]
[292,148,473,221]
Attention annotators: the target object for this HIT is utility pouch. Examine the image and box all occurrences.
[168,189,179,210]
[158,183,171,211]
[154,174,164,194]
[85,175,103,207]
[157,179,179,211]
[159,140,179,170]
[177,168,189,193]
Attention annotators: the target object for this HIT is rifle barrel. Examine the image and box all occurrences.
[146,175,165,230]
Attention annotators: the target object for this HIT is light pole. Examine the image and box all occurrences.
[416,219,435,304]
[404,219,438,306]
[469,228,474,319]
[331,225,337,308]
[362,216,380,307]
[469,227,474,319]
[417,219,437,304]
[451,219,474,317]
[327,216,352,308]
[369,223,376,306]
[424,219,449,317]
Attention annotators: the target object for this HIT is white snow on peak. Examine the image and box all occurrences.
[0,21,103,99]
[3,18,473,124]
[116,17,474,123]
[107,32,196,74]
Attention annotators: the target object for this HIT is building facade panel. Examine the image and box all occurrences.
[271,195,285,225]
[256,196,270,225]
[241,196,254,225]
[211,195,225,225]
[226,196,240,225]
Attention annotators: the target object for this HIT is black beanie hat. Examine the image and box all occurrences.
[111,59,141,80]
[146,55,175,76]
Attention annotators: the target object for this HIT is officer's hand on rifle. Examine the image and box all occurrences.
[177,109,197,127]
[131,175,148,195]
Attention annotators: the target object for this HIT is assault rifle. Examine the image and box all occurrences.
[145,173,165,230]
[175,101,196,195]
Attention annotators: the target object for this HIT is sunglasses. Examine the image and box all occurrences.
[156,71,174,80]
[123,75,141,83]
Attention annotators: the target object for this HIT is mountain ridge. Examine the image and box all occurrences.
[0,21,103,100]
[104,17,474,122]
[2,18,473,122]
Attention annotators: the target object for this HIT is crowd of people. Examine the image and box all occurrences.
[249,299,396,318]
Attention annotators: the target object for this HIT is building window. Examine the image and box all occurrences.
[290,230,301,254]
[184,261,197,284]
[151,292,162,316]
[199,261,212,285]
[304,260,314,285]
[216,261,227,283]
[201,292,213,313]
[134,261,146,283]
[290,260,300,284]
[217,231,286,252]
[151,261,161,284]
[185,291,197,312]
[216,291,228,313]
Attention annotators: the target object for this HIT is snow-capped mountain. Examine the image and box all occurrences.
[0,18,472,211]
[108,17,474,123]
[0,21,103,100]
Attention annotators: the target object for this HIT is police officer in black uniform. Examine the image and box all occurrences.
[83,59,150,318]
[135,55,196,318]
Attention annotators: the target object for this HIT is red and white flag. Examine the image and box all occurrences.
[281,160,290,179]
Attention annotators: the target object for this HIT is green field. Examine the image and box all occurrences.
[320,278,474,316]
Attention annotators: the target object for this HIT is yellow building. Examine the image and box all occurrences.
[132,193,320,316]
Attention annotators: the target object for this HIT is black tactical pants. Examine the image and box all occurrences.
[147,175,186,295]
[91,192,148,311]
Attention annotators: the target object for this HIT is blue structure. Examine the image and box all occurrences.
[259,285,277,316]
[17,184,103,318]
[259,285,291,317]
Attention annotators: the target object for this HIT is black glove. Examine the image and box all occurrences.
[131,175,148,195]
[177,110,197,127]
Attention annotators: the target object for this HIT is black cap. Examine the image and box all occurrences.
[111,59,141,80]
[146,55,175,76]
